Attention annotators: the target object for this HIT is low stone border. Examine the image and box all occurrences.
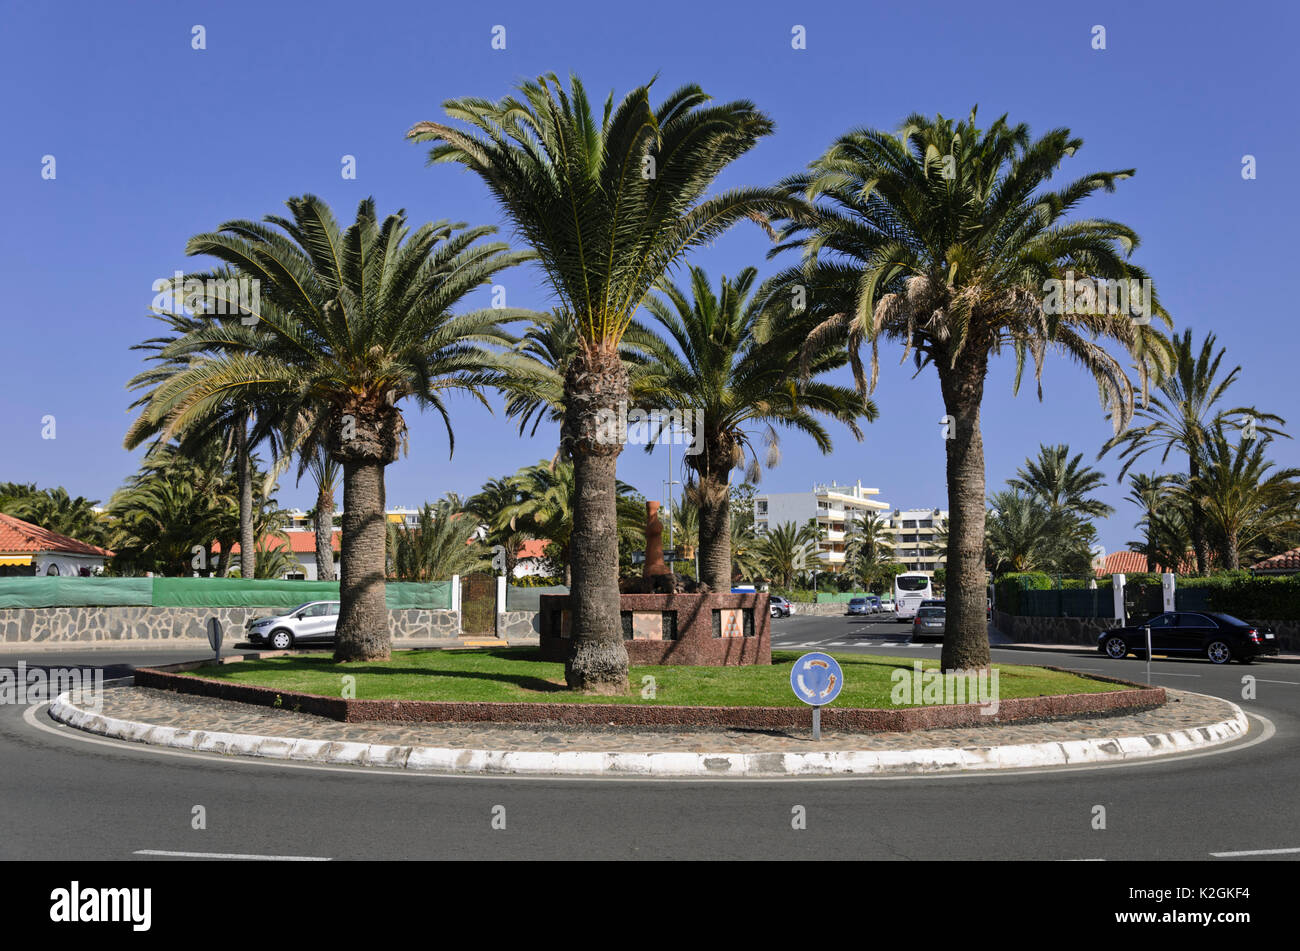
[133,663,1165,731]
[48,689,1249,777]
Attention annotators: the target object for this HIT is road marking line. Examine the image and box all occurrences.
[1149,672,1202,678]
[1256,679,1300,685]
[1209,847,1300,858]
[134,849,331,861]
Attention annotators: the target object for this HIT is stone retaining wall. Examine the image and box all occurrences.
[496,611,541,639]
[0,606,460,645]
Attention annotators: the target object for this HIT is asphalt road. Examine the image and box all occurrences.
[1,619,1297,861]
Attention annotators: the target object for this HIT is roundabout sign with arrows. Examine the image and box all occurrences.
[790,652,844,740]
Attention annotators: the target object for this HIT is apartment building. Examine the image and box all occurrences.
[885,507,948,575]
[753,481,890,573]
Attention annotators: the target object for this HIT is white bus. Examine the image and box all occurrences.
[893,571,934,620]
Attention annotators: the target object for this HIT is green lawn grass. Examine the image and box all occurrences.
[177,648,1131,708]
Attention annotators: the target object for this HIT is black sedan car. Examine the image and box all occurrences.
[1097,611,1279,665]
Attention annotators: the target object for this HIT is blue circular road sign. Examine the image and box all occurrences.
[790,652,844,706]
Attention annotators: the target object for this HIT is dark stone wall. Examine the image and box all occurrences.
[537,592,771,665]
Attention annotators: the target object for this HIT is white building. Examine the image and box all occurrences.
[884,508,948,575]
[0,514,113,577]
[753,481,890,573]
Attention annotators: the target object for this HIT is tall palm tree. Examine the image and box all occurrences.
[123,195,529,660]
[125,268,298,580]
[297,443,340,581]
[1125,472,1172,571]
[1009,443,1114,520]
[1101,330,1287,574]
[764,108,1171,669]
[637,265,874,591]
[1176,436,1300,570]
[410,74,786,692]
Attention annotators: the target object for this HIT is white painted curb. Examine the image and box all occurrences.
[48,691,1249,778]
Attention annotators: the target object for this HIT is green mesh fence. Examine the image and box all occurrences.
[0,577,453,610]
[0,577,154,609]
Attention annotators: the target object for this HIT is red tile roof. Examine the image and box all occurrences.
[215,531,340,556]
[516,538,549,560]
[0,514,113,557]
[1251,547,1300,573]
[1094,550,1196,576]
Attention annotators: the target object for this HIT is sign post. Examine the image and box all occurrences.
[790,652,844,741]
[206,616,224,664]
[1145,625,1152,685]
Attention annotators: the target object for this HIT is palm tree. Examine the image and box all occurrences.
[410,73,786,692]
[123,196,529,661]
[1125,472,1172,571]
[0,485,108,548]
[1009,444,1114,520]
[296,443,340,581]
[388,497,490,581]
[985,491,1063,575]
[106,442,241,575]
[844,511,896,585]
[125,269,298,581]
[1176,436,1300,570]
[495,460,644,587]
[636,265,874,591]
[764,108,1171,669]
[1101,330,1287,574]
[755,520,818,588]
[466,476,535,578]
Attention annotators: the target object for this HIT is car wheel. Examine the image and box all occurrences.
[269,628,294,650]
[1103,636,1128,659]
[1206,640,1233,665]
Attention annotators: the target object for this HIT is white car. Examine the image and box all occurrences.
[246,601,340,649]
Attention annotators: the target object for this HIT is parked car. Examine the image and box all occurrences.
[768,595,793,618]
[865,594,882,613]
[912,604,946,641]
[847,597,870,616]
[1097,611,1279,665]
[879,595,895,613]
[246,601,340,649]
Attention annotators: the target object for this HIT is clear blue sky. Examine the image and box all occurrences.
[2,0,1297,557]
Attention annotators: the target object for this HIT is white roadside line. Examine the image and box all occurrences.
[23,701,1275,784]
[134,849,331,861]
[1209,847,1300,858]
[1255,679,1300,686]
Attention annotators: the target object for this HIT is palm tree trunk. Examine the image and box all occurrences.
[315,487,335,581]
[697,474,732,591]
[236,423,255,580]
[562,345,629,694]
[939,351,991,671]
[335,458,390,661]
[1189,455,1208,575]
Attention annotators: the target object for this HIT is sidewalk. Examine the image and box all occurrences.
[49,682,1250,778]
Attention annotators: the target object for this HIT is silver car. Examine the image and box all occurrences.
[912,605,946,641]
[246,601,340,649]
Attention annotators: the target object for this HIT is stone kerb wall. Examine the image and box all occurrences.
[0,606,460,645]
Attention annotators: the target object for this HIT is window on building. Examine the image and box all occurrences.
[903,520,917,528]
